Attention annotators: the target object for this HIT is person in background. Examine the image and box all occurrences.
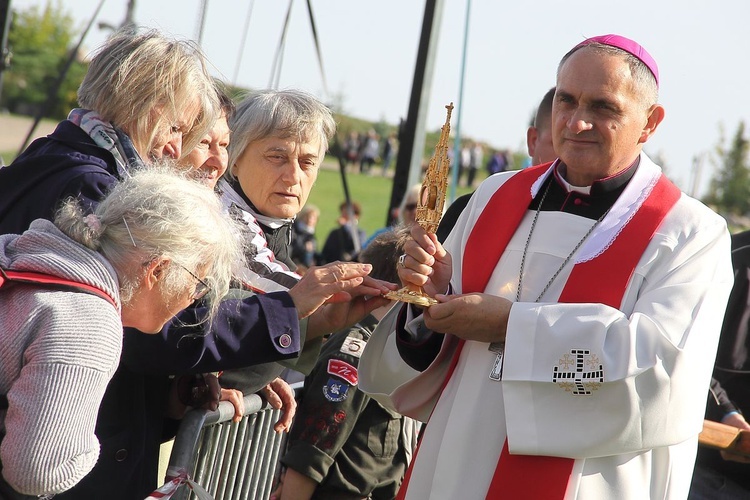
[486,149,509,175]
[363,184,421,250]
[320,201,367,264]
[0,31,385,499]
[292,204,321,270]
[344,131,360,170]
[398,184,422,228]
[526,86,557,168]
[467,142,484,187]
[381,133,397,177]
[359,130,380,175]
[689,229,750,499]
[272,229,421,500]
[360,34,733,499]
[436,87,557,243]
[458,144,471,186]
[0,168,243,498]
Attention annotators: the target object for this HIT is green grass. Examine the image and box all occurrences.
[0,151,14,165]
[308,159,478,245]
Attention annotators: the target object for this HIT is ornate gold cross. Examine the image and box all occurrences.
[385,102,453,307]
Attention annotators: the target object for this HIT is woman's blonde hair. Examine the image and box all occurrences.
[78,28,219,160]
[56,165,245,321]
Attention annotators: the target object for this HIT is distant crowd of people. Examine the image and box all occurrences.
[343,130,396,176]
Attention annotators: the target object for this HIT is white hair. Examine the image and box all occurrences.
[56,166,245,321]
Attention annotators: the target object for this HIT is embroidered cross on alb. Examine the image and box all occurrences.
[553,349,604,395]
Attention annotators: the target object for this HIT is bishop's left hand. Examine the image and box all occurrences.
[423,293,511,344]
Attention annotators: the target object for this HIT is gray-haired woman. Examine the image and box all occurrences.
[0,168,243,498]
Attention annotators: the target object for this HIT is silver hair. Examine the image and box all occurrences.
[557,43,659,107]
[226,89,336,179]
[77,27,219,160]
[55,166,245,322]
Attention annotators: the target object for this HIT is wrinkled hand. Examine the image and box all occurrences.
[176,373,221,411]
[307,291,393,339]
[720,412,750,463]
[422,293,511,344]
[400,225,452,298]
[288,262,388,319]
[220,388,245,423]
[260,378,297,433]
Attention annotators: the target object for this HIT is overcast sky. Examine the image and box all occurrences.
[11,0,750,196]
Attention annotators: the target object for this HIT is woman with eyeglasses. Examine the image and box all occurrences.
[0,168,243,498]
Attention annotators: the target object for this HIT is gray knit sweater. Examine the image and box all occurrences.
[0,219,122,496]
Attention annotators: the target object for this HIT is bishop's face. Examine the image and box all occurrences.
[552,47,662,186]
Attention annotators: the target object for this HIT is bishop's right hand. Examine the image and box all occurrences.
[400,224,452,299]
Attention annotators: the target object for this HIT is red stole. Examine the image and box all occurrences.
[398,164,681,499]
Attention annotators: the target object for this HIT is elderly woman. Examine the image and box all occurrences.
[0,168,242,498]
[180,85,234,188]
[0,31,386,499]
[222,89,335,275]
[216,90,390,393]
[217,90,346,378]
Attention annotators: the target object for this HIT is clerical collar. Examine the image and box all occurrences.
[531,157,641,221]
[556,173,591,195]
[554,157,640,196]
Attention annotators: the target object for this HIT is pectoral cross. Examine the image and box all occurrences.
[488,341,504,381]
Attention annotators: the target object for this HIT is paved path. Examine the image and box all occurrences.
[0,114,57,162]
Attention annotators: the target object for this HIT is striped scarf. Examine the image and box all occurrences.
[216,178,300,293]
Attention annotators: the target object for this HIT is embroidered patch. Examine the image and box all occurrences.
[340,337,366,358]
[552,349,603,395]
[328,359,358,385]
[323,378,350,402]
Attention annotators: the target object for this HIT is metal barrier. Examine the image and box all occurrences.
[167,394,287,500]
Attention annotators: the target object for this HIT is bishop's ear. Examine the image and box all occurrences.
[639,104,665,144]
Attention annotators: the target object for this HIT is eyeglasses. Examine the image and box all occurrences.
[175,263,211,301]
[404,203,418,211]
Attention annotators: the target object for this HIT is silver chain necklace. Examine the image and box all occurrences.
[516,179,610,303]
[488,177,610,382]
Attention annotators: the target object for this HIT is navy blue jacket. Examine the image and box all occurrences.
[0,121,304,499]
